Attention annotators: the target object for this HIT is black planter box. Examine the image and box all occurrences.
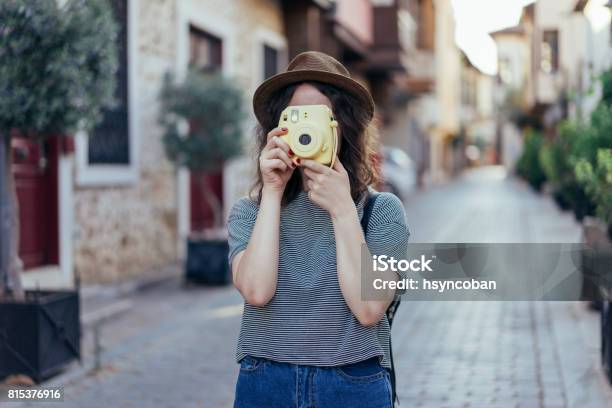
[185,239,230,285]
[0,290,80,383]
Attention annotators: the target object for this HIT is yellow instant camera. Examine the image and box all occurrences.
[278,105,339,167]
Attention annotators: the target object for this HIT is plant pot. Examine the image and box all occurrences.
[582,217,612,384]
[185,238,230,285]
[0,290,80,383]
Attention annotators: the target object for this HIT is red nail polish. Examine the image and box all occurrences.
[281,127,288,131]
[288,149,294,157]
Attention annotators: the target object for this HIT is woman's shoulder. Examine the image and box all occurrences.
[369,191,408,225]
[228,196,259,221]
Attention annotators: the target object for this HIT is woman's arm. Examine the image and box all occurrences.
[302,159,396,326]
[232,128,295,306]
[232,187,282,306]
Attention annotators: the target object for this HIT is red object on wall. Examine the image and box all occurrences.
[11,135,60,270]
[190,171,223,232]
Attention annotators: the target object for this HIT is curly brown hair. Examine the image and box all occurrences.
[250,81,380,206]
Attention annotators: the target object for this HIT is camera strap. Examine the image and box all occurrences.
[329,119,339,168]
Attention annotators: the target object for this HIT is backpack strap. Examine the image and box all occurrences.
[360,191,380,235]
[360,191,401,406]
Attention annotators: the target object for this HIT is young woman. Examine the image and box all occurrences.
[228,51,410,408]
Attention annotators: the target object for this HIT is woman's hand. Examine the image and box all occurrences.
[260,127,296,194]
[301,158,354,219]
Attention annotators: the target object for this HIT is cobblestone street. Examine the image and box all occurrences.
[7,167,612,408]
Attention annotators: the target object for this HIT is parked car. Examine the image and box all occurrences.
[379,146,417,201]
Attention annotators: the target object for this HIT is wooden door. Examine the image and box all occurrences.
[11,136,59,270]
[190,171,223,231]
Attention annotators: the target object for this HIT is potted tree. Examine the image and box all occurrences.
[0,0,118,382]
[159,71,245,285]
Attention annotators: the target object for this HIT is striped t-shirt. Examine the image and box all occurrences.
[227,190,410,368]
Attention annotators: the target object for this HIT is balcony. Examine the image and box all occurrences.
[366,3,408,73]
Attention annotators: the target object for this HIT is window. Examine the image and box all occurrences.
[88,0,130,165]
[252,29,287,91]
[263,44,279,79]
[189,26,222,72]
[541,30,559,74]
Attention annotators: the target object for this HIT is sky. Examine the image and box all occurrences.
[451,0,537,75]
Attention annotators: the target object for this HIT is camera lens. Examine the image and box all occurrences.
[298,134,311,145]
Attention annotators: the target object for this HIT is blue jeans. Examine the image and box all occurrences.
[233,356,393,408]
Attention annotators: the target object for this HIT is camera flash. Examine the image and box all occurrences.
[291,109,299,123]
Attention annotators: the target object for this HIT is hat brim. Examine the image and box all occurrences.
[252,69,375,126]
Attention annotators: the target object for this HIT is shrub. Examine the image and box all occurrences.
[516,130,546,191]
[575,149,612,238]
[601,67,612,106]
[539,121,596,219]
[582,103,612,162]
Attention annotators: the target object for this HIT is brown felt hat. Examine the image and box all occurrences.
[253,51,375,125]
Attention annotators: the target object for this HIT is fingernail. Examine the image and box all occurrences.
[296,158,301,165]
[288,149,294,157]
[281,127,288,131]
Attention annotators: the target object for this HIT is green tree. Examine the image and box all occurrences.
[0,0,118,298]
